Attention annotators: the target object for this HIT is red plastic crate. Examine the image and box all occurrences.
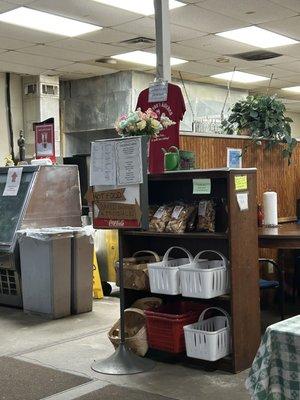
[145,301,206,354]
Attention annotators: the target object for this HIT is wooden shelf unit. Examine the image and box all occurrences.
[122,169,260,373]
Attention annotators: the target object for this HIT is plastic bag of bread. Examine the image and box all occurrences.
[196,200,216,232]
[149,205,173,232]
[165,204,196,233]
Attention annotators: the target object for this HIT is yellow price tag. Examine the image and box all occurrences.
[235,175,248,191]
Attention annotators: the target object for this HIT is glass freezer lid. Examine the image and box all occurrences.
[0,170,34,247]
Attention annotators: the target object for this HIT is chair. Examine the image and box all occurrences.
[259,258,284,320]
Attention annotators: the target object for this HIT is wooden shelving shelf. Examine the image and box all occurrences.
[123,231,228,239]
[122,169,261,373]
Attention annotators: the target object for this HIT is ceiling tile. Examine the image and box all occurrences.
[0,60,44,74]
[5,0,36,4]
[203,56,264,70]
[172,61,231,76]
[0,36,35,50]
[115,17,206,42]
[273,43,300,57]
[0,51,71,68]
[0,21,66,42]
[278,73,300,83]
[0,1,17,11]
[258,54,298,66]
[54,62,117,75]
[260,16,300,41]
[30,0,141,27]
[49,38,128,56]
[79,28,136,44]
[240,65,294,79]
[177,34,255,55]
[199,0,297,24]
[17,44,100,62]
[277,61,300,73]
[171,43,214,61]
[269,0,300,12]
[170,4,247,33]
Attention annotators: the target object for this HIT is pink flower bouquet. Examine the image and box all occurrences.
[115,108,175,138]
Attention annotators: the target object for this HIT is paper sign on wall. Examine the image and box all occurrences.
[193,178,211,194]
[3,167,23,196]
[116,138,143,186]
[236,192,249,211]
[234,175,248,191]
[90,141,116,186]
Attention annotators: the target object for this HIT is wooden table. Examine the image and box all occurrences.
[259,223,300,249]
[258,223,300,319]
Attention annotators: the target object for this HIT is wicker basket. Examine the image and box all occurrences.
[115,251,160,291]
[108,308,148,357]
[132,297,163,311]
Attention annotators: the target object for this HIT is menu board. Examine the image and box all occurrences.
[91,137,148,230]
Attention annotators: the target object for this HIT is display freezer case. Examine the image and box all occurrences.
[0,165,81,307]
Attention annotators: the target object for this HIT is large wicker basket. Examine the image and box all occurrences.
[108,308,148,357]
[115,250,160,291]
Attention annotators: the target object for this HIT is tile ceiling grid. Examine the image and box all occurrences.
[0,0,299,101]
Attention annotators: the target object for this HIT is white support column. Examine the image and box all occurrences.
[154,0,171,82]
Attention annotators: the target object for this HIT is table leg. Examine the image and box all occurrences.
[278,251,285,321]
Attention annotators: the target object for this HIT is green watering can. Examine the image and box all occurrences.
[162,146,180,171]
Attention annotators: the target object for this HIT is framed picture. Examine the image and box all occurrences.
[227,148,242,168]
[35,123,55,160]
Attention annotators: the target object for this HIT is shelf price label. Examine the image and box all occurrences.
[193,178,211,194]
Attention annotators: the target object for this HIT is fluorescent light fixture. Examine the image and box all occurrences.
[0,7,101,37]
[217,26,298,48]
[211,71,268,83]
[92,0,185,15]
[112,51,187,67]
[282,86,300,93]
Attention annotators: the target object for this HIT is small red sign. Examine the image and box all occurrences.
[35,123,56,162]
[93,218,140,229]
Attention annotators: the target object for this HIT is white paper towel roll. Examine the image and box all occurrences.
[263,191,278,226]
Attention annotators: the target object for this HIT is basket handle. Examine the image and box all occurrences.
[124,307,146,319]
[194,250,228,266]
[132,250,160,262]
[163,246,193,262]
[198,307,230,325]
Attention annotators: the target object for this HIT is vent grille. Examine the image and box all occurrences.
[229,50,282,61]
[0,269,19,296]
[121,36,155,45]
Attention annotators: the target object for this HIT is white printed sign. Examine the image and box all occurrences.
[3,167,23,196]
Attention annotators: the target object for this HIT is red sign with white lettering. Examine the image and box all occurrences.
[35,123,56,162]
[93,218,140,229]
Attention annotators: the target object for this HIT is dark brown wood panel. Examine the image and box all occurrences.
[228,171,261,372]
[180,134,300,219]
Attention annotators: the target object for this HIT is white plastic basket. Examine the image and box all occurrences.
[179,250,230,299]
[147,246,193,295]
[184,307,231,361]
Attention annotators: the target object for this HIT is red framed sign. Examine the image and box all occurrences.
[35,123,56,162]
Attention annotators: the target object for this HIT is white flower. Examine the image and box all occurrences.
[137,120,146,130]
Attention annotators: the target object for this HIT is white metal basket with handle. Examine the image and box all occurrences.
[184,307,231,361]
[147,246,193,295]
[179,250,230,299]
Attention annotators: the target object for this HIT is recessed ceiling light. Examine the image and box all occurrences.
[111,51,187,67]
[0,7,101,37]
[92,0,185,16]
[282,86,300,93]
[217,26,298,48]
[211,71,268,83]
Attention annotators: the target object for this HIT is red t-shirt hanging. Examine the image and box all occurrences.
[136,83,186,174]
